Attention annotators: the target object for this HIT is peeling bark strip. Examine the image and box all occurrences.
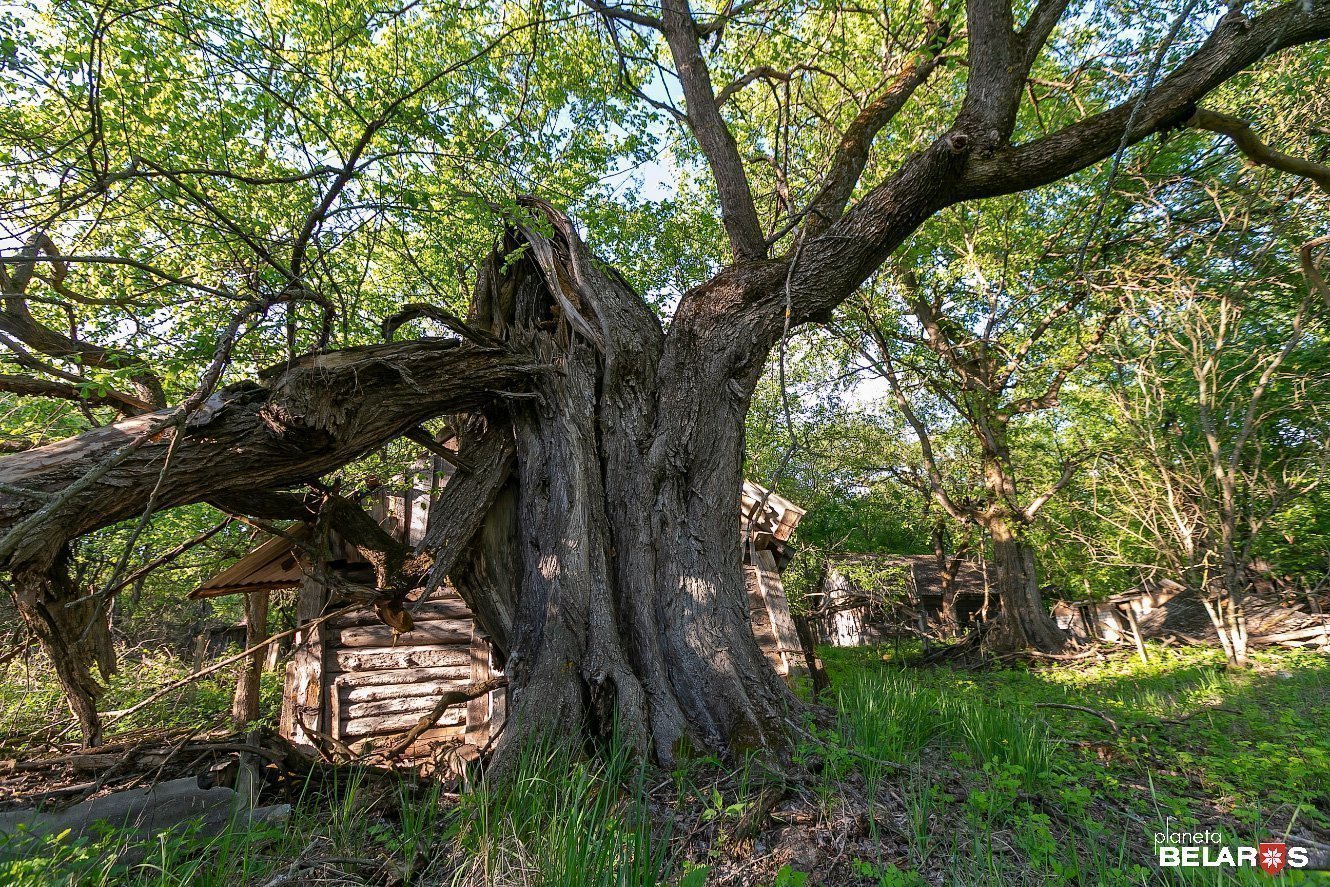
[0,341,535,744]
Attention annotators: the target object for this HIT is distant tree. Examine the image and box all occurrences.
[837,254,1118,653]
[1086,243,1330,666]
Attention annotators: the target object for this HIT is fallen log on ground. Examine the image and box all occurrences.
[0,774,290,843]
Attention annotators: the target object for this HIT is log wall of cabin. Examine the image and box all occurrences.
[280,588,499,762]
[279,467,805,763]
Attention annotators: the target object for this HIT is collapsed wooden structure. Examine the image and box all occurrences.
[194,466,808,763]
[807,553,995,647]
[1053,580,1330,650]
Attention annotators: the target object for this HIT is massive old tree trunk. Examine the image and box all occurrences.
[0,205,798,761]
[444,206,797,766]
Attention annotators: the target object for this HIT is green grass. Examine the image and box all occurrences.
[822,642,1330,886]
[1,642,1327,885]
[0,646,283,744]
[824,642,1330,831]
[450,736,674,886]
[0,737,677,887]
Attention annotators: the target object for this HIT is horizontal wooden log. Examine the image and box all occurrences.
[333,619,472,648]
[327,664,470,688]
[1250,624,1330,644]
[333,645,470,672]
[343,686,473,702]
[342,694,469,720]
[340,678,473,704]
[339,706,465,738]
[0,341,536,569]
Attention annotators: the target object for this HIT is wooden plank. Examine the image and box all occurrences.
[281,576,332,748]
[744,561,785,674]
[349,725,466,758]
[745,550,807,681]
[755,550,805,660]
[1251,624,1330,644]
[465,635,495,746]
[333,645,470,672]
[342,694,468,720]
[340,680,474,704]
[329,665,470,689]
[333,620,472,648]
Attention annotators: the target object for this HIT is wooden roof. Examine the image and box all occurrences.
[190,531,307,599]
[741,480,805,543]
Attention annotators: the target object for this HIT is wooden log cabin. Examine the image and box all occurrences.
[193,464,808,765]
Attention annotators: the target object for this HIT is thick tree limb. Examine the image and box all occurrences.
[659,0,768,260]
[0,340,536,571]
[957,0,1024,140]
[773,0,1330,336]
[0,374,152,413]
[803,37,953,236]
[420,415,515,601]
[1188,107,1330,194]
[960,0,1330,198]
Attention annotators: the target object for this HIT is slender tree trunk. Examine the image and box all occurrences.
[933,522,968,635]
[232,587,270,727]
[932,521,957,631]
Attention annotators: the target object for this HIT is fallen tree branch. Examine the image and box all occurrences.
[379,676,507,760]
[0,340,535,568]
[1030,702,1120,733]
